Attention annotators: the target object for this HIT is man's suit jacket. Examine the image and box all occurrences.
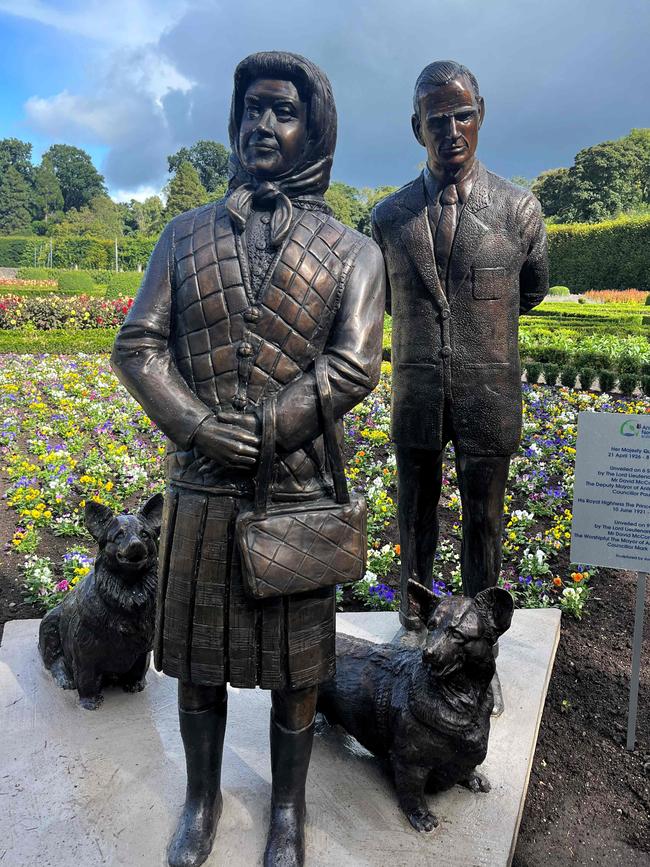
[371,161,548,456]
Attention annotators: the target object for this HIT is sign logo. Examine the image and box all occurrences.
[620,420,639,437]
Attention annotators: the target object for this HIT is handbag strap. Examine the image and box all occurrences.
[255,395,276,513]
[314,355,350,505]
[253,355,350,513]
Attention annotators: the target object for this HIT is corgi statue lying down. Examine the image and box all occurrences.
[317,579,514,832]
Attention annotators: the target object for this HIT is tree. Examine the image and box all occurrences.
[44,144,106,211]
[325,181,363,228]
[0,138,33,182]
[356,186,399,235]
[124,196,165,235]
[0,166,32,233]
[509,175,533,190]
[532,168,573,222]
[164,162,208,219]
[31,156,64,223]
[531,129,650,223]
[168,140,230,194]
[52,195,125,237]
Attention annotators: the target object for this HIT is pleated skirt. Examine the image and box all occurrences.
[153,484,336,689]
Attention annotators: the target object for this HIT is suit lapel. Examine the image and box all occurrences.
[398,174,448,311]
[447,162,492,302]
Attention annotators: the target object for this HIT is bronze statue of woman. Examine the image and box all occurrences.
[112,51,385,867]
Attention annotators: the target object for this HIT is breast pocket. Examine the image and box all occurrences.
[472,266,505,300]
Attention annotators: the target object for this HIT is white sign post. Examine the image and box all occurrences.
[571,412,650,751]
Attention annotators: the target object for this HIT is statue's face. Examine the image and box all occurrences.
[412,75,484,177]
[239,78,308,179]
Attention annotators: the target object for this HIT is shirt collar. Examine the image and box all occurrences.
[424,161,478,206]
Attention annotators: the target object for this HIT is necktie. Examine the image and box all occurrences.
[434,184,458,283]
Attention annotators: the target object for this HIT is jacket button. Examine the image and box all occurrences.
[243,306,261,323]
[440,309,450,320]
[238,342,254,358]
[440,345,451,358]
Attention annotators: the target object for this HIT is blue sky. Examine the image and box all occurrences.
[0,0,648,201]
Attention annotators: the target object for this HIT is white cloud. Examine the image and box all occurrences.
[111,184,162,203]
[0,0,187,47]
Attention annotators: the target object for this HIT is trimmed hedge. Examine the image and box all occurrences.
[548,215,650,292]
[57,271,95,293]
[0,236,157,270]
[105,271,143,298]
[0,328,118,354]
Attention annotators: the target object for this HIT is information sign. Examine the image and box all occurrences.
[571,412,650,571]
[570,411,649,751]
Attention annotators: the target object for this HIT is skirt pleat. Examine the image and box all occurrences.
[155,485,336,689]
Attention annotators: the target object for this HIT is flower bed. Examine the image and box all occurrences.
[2,355,648,619]
[0,294,133,329]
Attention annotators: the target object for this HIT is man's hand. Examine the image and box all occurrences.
[193,416,260,468]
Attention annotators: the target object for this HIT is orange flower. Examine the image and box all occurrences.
[571,572,583,582]
[394,544,401,555]
[553,576,562,587]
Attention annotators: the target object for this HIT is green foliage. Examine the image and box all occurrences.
[534,129,650,223]
[525,362,543,384]
[0,236,157,270]
[542,363,559,385]
[325,181,364,228]
[548,285,571,296]
[57,271,95,293]
[52,195,125,238]
[105,272,142,298]
[560,366,577,388]
[547,215,650,292]
[168,141,230,193]
[0,166,32,234]
[577,367,596,390]
[31,156,63,223]
[358,186,399,235]
[0,138,33,181]
[164,162,209,219]
[598,370,616,393]
[124,196,165,235]
[642,376,650,396]
[0,328,117,354]
[44,144,107,211]
[618,373,639,395]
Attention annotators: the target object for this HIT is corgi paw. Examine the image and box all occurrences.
[462,771,491,793]
[407,809,438,833]
[79,694,103,710]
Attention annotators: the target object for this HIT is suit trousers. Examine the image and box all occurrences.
[395,425,510,629]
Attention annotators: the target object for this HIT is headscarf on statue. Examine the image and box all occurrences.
[226,51,337,247]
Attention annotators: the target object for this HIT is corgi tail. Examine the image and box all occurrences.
[38,605,63,669]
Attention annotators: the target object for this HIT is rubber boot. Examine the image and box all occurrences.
[263,714,315,867]
[167,695,227,867]
[490,641,504,717]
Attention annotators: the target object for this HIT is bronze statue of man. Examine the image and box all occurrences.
[371,60,547,707]
[112,52,384,867]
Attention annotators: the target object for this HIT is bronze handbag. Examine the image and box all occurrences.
[236,356,367,600]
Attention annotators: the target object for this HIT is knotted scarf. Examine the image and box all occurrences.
[226,52,337,247]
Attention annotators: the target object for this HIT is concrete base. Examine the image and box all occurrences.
[0,610,560,867]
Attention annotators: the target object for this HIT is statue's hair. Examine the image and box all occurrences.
[413,60,480,114]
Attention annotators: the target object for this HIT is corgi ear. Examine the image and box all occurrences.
[140,493,164,535]
[407,579,439,624]
[85,501,115,542]
[474,587,514,644]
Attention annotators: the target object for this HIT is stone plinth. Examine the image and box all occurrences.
[0,609,560,866]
